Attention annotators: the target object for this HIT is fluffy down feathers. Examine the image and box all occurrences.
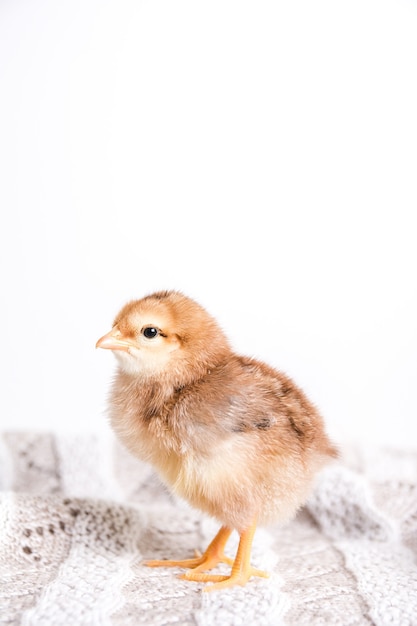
[98,290,337,532]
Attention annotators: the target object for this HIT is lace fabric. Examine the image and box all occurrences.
[0,432,416,626]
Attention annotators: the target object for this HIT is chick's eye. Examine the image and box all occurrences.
[142,327,159,339]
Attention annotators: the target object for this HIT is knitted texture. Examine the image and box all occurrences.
[0,432,416,626]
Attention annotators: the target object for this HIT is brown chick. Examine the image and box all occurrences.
[96,290,337,591]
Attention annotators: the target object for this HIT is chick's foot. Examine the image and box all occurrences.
[144,525,233,571]
[181,563,269,590]
[145,519,269,591]
[201,519,269,592]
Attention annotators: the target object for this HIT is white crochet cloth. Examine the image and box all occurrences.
[0,432,416,626]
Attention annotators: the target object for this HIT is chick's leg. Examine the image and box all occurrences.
[192,520,269,592]
[144,525,233,571]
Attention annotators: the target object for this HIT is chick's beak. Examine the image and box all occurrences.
[96,328,136,352]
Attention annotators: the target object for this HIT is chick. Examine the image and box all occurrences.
[96,290,337,591]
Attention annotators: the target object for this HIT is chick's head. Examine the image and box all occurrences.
[96,290,231,382]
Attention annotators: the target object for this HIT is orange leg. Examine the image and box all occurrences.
[144,525,233,571]
[144,520,269,592]
[186,519,269,592]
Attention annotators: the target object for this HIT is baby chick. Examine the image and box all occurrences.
[96,290,337,591]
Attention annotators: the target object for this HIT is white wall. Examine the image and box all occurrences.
[1,0,416,449]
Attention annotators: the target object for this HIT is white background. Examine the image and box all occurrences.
[1,0,416,449]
